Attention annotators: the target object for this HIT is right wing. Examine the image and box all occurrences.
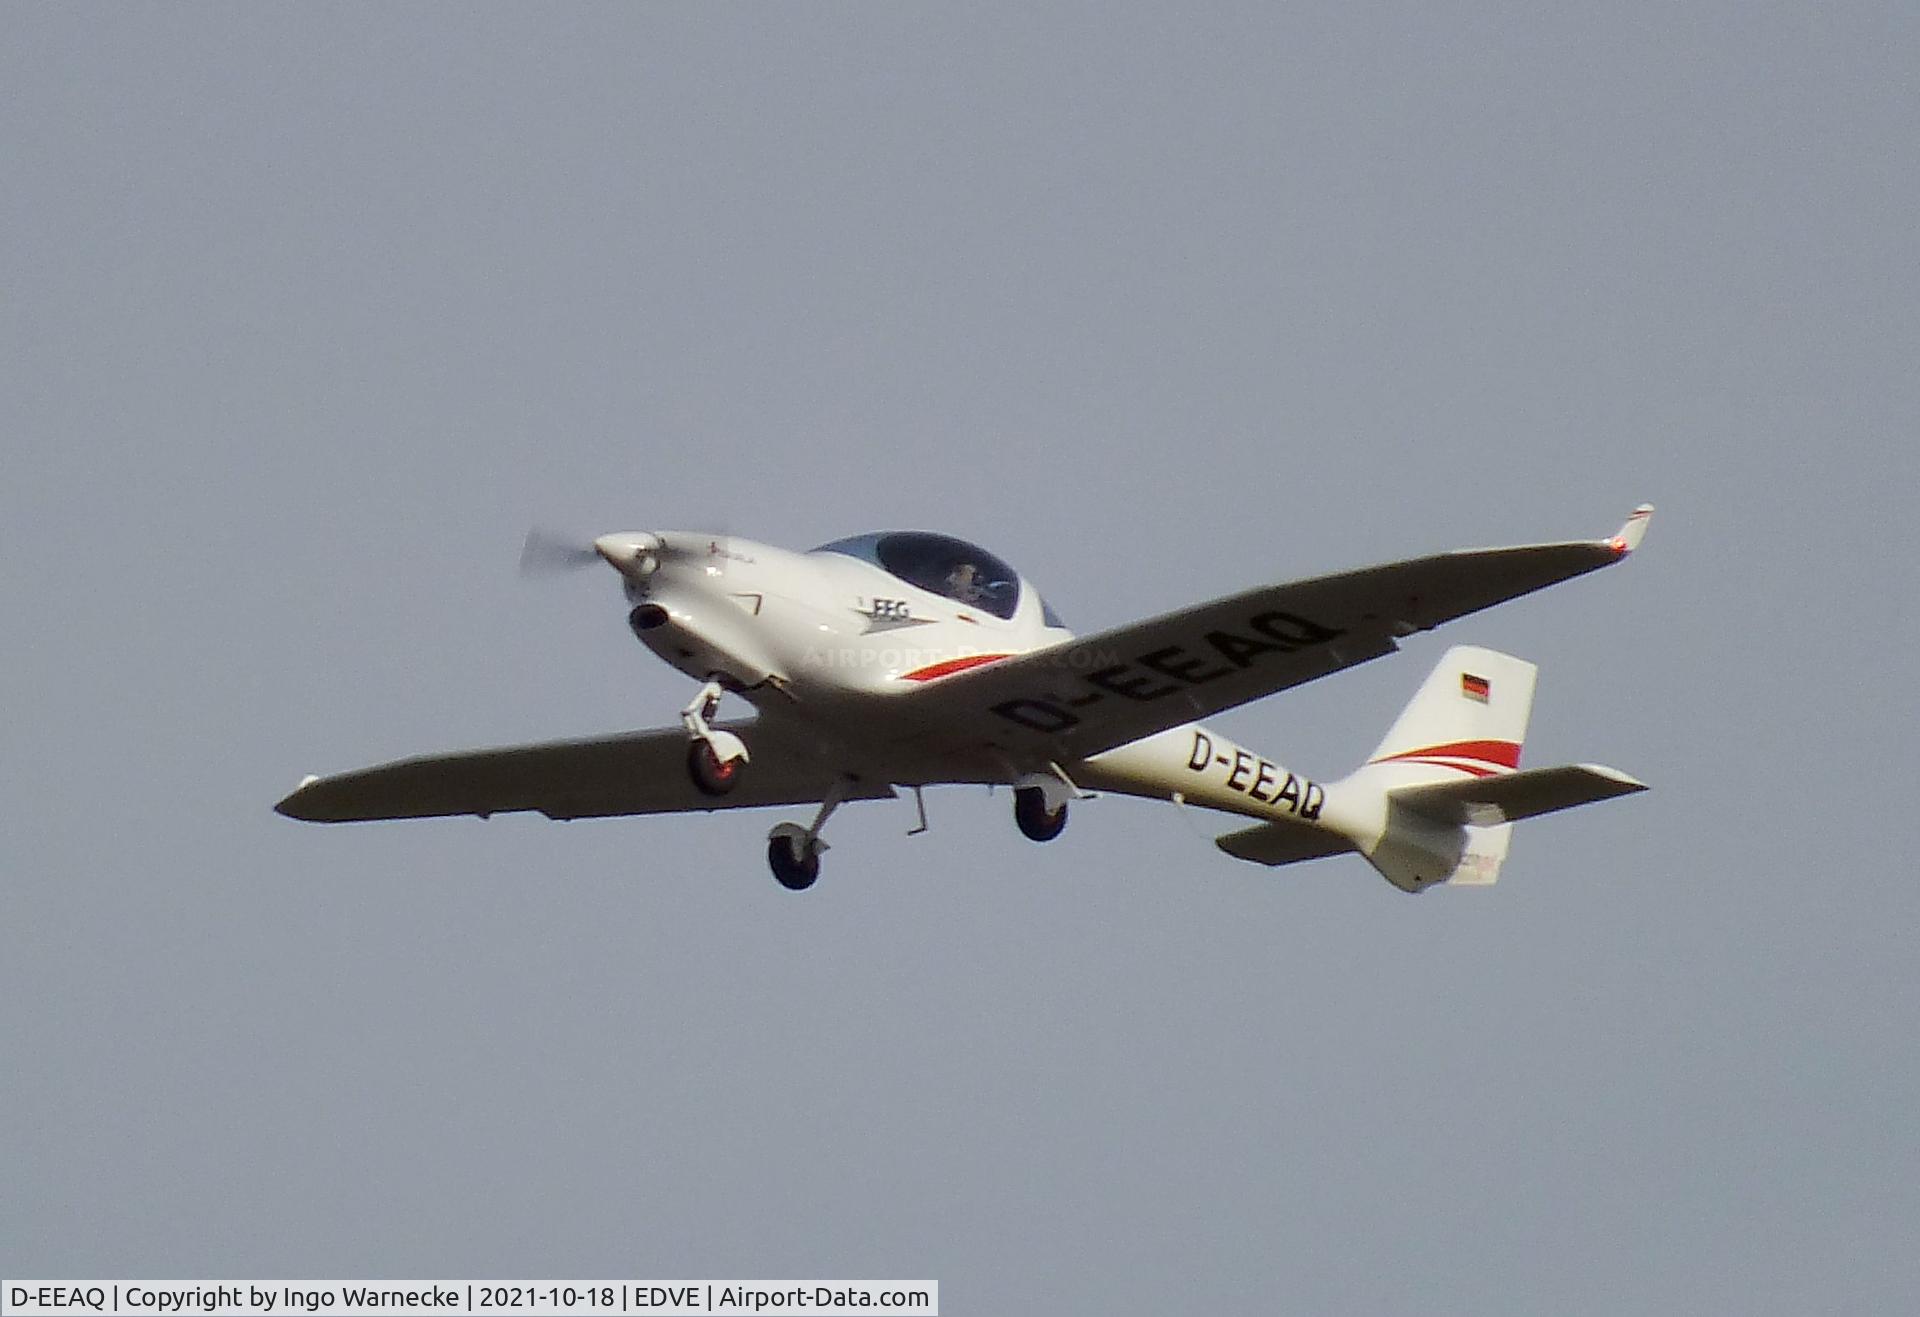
[894,507,1653,764]
[275,721,892,823]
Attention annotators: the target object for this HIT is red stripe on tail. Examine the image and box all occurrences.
[1372,738,1521,771]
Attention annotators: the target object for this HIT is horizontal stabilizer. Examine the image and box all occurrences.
[1390,763,1646,827]
[1215,817,1356,868]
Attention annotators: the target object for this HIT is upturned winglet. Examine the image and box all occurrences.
[1606,504,1655,556]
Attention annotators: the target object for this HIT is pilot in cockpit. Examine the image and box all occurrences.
[945,560,987,606]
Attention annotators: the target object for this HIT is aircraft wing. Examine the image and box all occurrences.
[897,508,1653,764]
[276,721,893,823]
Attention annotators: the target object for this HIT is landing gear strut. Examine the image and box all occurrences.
[681,678,749,797]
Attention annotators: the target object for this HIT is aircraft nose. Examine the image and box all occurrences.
[594,531,662,576]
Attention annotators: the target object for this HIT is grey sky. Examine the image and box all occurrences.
[5,3,1917,1312]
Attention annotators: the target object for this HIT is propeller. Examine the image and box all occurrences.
[518,526,602,577]
[519,526,672,581]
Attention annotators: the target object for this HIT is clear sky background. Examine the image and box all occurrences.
[5,4,1916,1312]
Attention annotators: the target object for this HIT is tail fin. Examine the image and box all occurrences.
[1211,644,1646,891]
[1364,644,1537,778]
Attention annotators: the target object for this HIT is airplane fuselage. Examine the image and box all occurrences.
[619,531,1338,833]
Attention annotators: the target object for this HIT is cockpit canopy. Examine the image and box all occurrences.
[813,531,1026,620]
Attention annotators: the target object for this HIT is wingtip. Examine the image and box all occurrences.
[1606,503,1655,557]
[1580,763,1650,794]
[275,774,325,821]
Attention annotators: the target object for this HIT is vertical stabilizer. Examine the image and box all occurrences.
[1345,646,1535,891]
[1364,645,1537,779]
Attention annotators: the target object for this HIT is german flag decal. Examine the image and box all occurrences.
[1461,672,1491,703]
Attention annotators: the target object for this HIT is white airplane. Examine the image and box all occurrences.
[277,506,1655,893]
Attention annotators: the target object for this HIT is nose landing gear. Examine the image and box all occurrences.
[681,678,749,797]
[687,739,744,796]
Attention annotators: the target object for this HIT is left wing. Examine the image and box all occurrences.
[893,507,1653,763]
[276,720,892,823]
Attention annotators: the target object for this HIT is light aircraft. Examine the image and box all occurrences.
[277,506,1655,892]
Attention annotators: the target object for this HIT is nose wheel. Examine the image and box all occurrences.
[687,739,743,796]
[681,678,749,797]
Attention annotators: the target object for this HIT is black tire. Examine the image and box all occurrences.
[1014,787,1068,842]
[687,739,743,797]
[768,835,821,891]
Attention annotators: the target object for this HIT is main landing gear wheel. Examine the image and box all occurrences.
[1014,786,1068,842]
[687,739,743,797]
[768,833,822,891]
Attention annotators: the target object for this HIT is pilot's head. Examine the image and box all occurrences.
[946,561,983,601]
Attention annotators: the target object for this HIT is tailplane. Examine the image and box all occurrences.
[1214,645,1645,891]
